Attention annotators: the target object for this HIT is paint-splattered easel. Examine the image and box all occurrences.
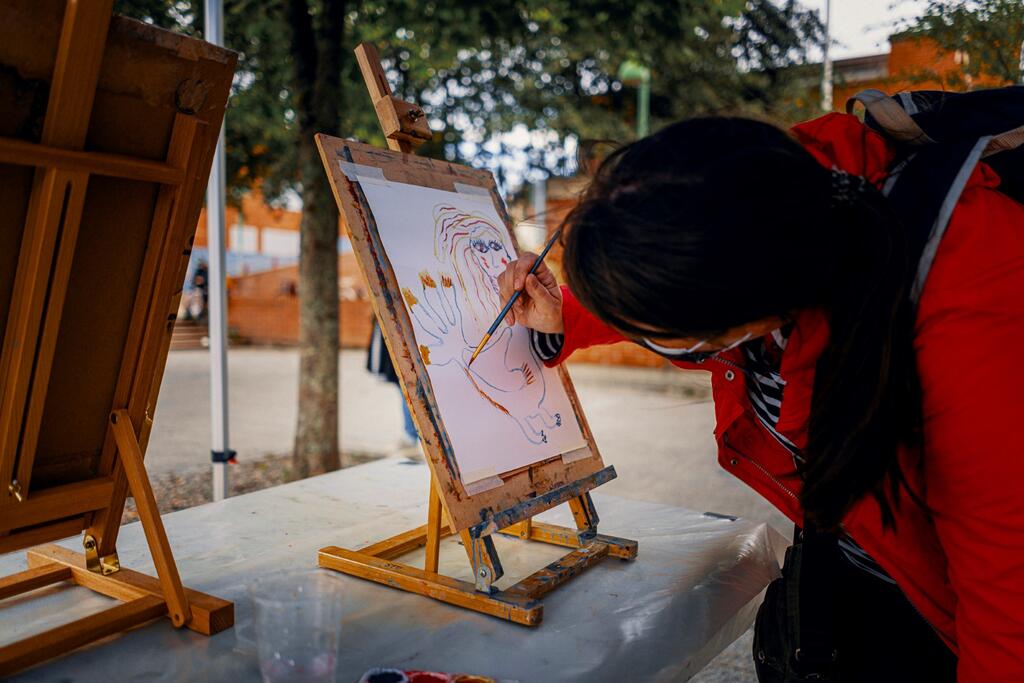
[314,43,637,625]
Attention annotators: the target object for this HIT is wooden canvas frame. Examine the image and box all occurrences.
[314,43,636,625]
[318,135,615,535]
[0,1,235,673]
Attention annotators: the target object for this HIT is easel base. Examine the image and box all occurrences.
[318,522,637,626]
[0,544,233,676]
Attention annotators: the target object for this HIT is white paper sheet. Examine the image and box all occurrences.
[357,174,587,483]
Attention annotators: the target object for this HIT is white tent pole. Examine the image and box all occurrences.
[821,0,833,112]
[205,0,231,501]
[1019,37,1023,84]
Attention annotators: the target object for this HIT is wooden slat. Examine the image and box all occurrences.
[25,545,234,636]
[354,42,408,153]
[466,467,617,540]
[0,595,166,677]
[41,0,114,147]
[501,518,532,539]
[0,170,76,502]
[568,493,598,535]
[0,563,72,600]
[496,521,638,561]
[0,518,84,556]
[360,521,453,560]
[0,0,112,512]
[0,478,114,533]
[424,478,442,573]
[503,543,609,601]
[87,114,202,555]
[354,42,393,104]
[14,170,90,495]
[318,546,542,626]
[109,410,190,628]
[0,137,185,185]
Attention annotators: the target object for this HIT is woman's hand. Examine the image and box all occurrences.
[496,252,564,334]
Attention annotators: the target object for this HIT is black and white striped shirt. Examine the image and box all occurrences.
[530,327,895,584]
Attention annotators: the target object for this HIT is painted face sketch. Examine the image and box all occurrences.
[400,204,564,445]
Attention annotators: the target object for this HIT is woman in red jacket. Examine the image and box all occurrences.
[498,114,1024,681]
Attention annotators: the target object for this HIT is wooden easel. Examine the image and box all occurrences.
[0,2,235,674]
[315,43,637,626]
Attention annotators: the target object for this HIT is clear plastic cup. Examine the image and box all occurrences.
[249,569,345,683]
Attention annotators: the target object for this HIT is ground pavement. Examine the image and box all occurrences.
[148,347,791,680]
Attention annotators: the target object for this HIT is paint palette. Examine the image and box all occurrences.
[358,669,511,683]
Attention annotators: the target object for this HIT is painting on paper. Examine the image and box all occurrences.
[356,174,587,484]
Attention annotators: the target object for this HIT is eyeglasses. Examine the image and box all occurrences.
[639,332,752,362]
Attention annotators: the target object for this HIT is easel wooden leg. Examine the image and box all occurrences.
[424,476,442,573]
[0,545,233,677]
[109,409,190,627]
[23,545,233,635]
[318,546,542,625]
[569,492,599,541]
[0,564,72,600]
[0,595,166,676]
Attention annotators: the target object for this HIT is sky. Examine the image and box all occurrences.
[805,0,925,59]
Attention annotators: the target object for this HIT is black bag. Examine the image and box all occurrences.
[753,528,840,682]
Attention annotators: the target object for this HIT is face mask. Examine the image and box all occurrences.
[640,331,752,362]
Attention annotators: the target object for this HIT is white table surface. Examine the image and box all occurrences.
[1,457,785,682]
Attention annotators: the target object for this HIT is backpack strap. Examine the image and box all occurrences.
[893,137,992,304]
[846,89,933,145]
[792,525,840,677]
[985,125,1024,156]
[848,90,996,305]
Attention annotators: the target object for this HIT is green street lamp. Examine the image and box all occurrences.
[617,60,651,138]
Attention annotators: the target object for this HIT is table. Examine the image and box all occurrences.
[1,457,786,682]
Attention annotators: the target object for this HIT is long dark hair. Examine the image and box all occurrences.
[561,117,921,531]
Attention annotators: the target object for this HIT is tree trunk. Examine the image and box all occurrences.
[293,135,340,477]
[288,0,345,477]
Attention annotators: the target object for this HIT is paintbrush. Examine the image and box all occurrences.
[468,228,561,366]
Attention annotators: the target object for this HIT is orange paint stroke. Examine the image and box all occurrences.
[521,362,535,386]
[440,273,453,288]
[402,287,418,307]
[463,367,511,416]
[419,344,432,365]
[419,270,437,288]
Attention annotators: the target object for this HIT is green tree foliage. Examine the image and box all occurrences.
[115,0,823,475]
[904,0,1024,87]
[117,0,824,199]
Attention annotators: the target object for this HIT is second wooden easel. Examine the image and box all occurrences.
[0,2,235,674]
[315,43,637,626]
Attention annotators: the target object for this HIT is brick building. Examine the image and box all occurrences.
[188,188,375,348]
[226,253,375,349]
[830,34,1006,109]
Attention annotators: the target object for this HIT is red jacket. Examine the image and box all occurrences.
[546,113,1024,681]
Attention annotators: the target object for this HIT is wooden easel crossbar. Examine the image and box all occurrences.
[0,1,235,675]
[315,42,637,626]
